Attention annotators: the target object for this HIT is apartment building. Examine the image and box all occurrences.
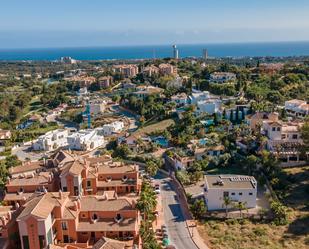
[60,158,141,196]
[142,65,159,77]
[113,65,139,78]
[209,72,236,83]
[102,121,125,136]
[98,76,113,88]
[4,172,57,206]
[262,119,304,165]
[33,129,69,152]
[285,99,309,118]
[158,63,177,76]
[16,191,139,249]
[204,175,257,211]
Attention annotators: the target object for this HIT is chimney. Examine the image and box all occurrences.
[59,189,63,199]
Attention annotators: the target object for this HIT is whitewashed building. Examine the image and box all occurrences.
[285,99,309,118]
[204,175,257,211]
[67,129,105,151]
[189,90,211,105]
[262,120,305,165]
[210,72,236,83]
[32,129,69,152]
[102,121,125,136]
[196,99,222,115]
[89,99,107,115]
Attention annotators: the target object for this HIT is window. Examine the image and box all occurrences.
[115,213,122,221]
[92,213,98,220]
[61,221,68,230]
[277,127,281,131]
[223,191,229,197]
[22,236,30,249]
[292,134,298,139]
[249,193,253,196]
[231,193,235,196]
[63,186,67,192]
[272,127,276,131]
[87,180,91,188]
[19,188,24,193]
[239,192,243,196]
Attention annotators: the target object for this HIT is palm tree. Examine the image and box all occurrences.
[222,196,233,218]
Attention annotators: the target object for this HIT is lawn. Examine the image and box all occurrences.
[132,119,175,137]
[198,166,309,249]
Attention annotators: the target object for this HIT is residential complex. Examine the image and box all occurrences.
[113,65,139,78]
[1,151,142,249]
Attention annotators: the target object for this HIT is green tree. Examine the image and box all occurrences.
[190,199,207,219]
[222,196,233,218]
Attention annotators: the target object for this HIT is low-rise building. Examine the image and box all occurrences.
[245,112,279,131]
[102,121,125,136]
[285,99,309,118]
[262,119,306,165]
[67,129,105,151]
[133,86,164,99]
[0,130,11,145]
[204,175,257,211]
[89,99,107,115]
[170,93,188,106]
[210,72,236,83]
[33,129,69,152]
[189,90,211,105]
[196,99,222,115]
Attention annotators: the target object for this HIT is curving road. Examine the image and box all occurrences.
[156,174,199,249]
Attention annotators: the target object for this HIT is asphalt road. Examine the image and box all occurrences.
[156,174,199,249]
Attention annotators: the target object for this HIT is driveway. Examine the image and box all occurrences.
[155,173,199,249]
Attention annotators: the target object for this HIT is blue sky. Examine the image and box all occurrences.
[1,0,309,48]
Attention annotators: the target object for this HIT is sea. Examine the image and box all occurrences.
[1,41,309,61]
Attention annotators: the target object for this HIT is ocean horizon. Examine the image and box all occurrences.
[1,41,309,61]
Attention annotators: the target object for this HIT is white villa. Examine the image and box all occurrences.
[102,121,125,136]
[32,129,69,151]
[204,175,257,211]
[262,119,304,166]
[189,90,222,115]
[285,99,309,118]
[67,129,105,151]
[33,129,105,152]
[210,72,236,83]
[89,99,107,115]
